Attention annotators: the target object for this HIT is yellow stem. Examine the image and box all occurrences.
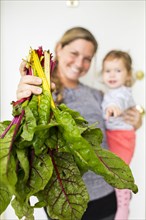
[44,50,50,90]
[32,50,50,91]
[31,49,55,109]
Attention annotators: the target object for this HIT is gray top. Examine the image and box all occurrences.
[102,86,135,130]
[54,83,114,201]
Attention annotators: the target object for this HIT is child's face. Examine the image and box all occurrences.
[102,58,130,89]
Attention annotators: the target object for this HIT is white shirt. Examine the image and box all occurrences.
[102,86,135,130]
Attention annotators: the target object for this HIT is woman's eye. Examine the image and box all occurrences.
[71,52,77,56]
[85,58,92,63]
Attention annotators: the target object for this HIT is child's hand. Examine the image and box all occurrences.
[105,105,122,120]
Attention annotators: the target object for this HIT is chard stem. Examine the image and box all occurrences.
[32,50,50,92]
[44,50,55,109]
[32,49,56,109]
[6,110,25,174]
[12,97,30,107]
[0,119,15,138]
[44,50,50,90]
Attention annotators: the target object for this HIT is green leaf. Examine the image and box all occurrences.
[14,175,30,202]
[28,95,39,121]
[82,127,103,147]
[11,197,34,220]
[58,104,88,124]
[38,91,51,125]
[53,108,137,193]
[0,182,12,214]
[45,127,59,149]
[94,148,138,193]
[0,154,17,195]
[37,152,89,220]
[21,106,37,141]
[16,148,30,182]
[82,126,138,193]
[33,91,51,155]
[53,108,108,173]
[0,125,17,195]
[27,153,53,197]
[0,121,11,130]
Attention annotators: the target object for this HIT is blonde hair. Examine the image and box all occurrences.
[55,27,98,55]
[102,50,134,87]
[51,27,98,104]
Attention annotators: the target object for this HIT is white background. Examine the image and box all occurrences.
[0,1,145,220]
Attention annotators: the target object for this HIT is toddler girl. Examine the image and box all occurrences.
[101,50,136,220]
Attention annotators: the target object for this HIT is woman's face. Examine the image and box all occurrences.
[56,39,95,87]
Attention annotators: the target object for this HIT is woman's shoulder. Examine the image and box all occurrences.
[80,83,104,102]
[80,83,104,96]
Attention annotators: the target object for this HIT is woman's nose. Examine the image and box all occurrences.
[75,57,83,68]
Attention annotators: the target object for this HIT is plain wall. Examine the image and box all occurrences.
[1,1,145,220]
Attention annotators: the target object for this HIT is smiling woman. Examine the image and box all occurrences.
[56,39,95,87]
[50,27,98,105]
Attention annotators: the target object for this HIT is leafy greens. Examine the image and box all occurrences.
[0,47,138,220]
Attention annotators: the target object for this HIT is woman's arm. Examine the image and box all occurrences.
[123,107,142,130]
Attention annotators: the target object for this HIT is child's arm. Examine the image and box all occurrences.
[105,105,122,120]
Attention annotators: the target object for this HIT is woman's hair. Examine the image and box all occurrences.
[102,50,134,87]
[51,27,98,104]
[55,26,98,54]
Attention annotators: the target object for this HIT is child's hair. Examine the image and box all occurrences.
[102,50,134,87]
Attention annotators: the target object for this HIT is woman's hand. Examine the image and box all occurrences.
[123,107,142,130]
[17,61,55,100]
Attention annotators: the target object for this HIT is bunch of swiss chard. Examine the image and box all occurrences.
[0,47,138,220]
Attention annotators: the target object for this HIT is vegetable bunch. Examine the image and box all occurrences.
[0,47,138,220]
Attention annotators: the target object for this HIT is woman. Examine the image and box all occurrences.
[17,27,142,220]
